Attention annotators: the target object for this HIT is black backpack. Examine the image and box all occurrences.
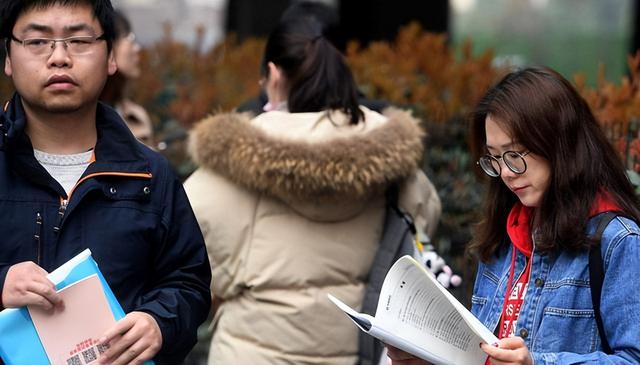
[589,211,619,355]
[358,187,418,365]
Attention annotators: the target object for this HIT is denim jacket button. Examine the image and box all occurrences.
[519,328,529,338]
[109,187,117,194]
[534,278,544,287]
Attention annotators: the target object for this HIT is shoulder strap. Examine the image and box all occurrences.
[589,211,617,355]
[358,185,416,365]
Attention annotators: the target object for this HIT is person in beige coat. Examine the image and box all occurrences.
[184,16,441,365]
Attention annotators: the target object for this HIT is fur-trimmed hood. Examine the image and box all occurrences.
[188,108,425,207]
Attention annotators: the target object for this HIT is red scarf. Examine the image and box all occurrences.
[497,191,621,339]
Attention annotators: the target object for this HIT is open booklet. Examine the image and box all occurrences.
[328,255,498,365]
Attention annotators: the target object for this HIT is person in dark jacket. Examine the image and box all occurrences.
[0,1,211,364]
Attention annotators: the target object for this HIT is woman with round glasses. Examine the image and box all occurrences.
[388,67,640,364]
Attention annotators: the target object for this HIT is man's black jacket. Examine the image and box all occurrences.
[0,94,211,363]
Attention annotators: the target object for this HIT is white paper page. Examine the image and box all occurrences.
[391,257,498,344]
[328,294,375,332]
[373,256,496,365]
[329,294,455,364]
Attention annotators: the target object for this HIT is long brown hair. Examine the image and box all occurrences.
[468,67,640,261]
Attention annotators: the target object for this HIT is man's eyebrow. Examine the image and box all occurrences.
[65,24,96,33]
[19,23,96,34]
[20,23,53,34]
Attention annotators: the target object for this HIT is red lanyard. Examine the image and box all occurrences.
[499,248,531,339]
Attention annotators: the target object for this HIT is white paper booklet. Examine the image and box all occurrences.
[328,255,498,365]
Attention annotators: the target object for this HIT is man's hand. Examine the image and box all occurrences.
[481,337,533,365]
[386,345,432,365]
[1,261,62,310]
[97,311,162,365]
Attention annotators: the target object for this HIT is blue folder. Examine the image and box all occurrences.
[0,249,154,365]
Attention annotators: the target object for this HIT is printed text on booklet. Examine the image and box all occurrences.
[328,255,498,365]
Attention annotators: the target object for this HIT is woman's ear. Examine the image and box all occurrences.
[266,62,287,105]
[267,62,283,87]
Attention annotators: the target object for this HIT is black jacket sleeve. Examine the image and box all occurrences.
[0,265,9,310]
[134,174,212,364]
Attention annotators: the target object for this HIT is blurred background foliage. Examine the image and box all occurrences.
[128,22,640,302]
[3,22,640,301]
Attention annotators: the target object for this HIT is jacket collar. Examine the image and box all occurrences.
[1,93,150,183]
[188,108,425,203]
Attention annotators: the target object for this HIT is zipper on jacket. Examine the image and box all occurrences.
[53,201,67,233]
[34,212,43,265]
[52,171,153,233]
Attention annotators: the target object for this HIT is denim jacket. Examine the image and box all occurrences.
[471,215,640,364]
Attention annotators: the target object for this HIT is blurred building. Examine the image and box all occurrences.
[113,0,449,51]
[112,0,227,50]
[226,0,449,45]
[108,0,638,85]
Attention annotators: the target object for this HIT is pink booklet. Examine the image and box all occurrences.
[28,274,116,365]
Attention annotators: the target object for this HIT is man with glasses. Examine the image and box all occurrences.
[0,1,211,364]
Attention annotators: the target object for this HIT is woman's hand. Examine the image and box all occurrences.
[480,337,533,365]
[386,345,432,365]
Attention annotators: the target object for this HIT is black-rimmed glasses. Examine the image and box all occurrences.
[10,34,106,56]
[477,150,530,177]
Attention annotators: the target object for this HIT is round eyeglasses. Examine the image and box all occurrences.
[477,150,530,177]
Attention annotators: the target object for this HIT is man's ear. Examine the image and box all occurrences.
[107,49,117,76]
[4,53,12,77]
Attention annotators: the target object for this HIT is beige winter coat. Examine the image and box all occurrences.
[184,107,441,365]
